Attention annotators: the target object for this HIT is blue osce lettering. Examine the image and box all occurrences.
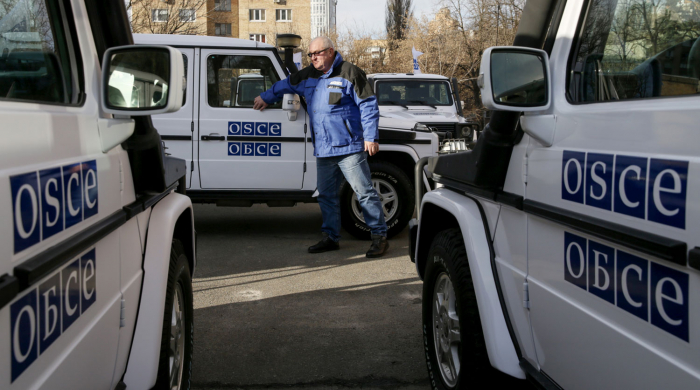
[228,121,282,136]
[564,232,689,341]
[228,142,281,157]
[561,151,688,229]
[11,160,99,254]
[10,249,97,382]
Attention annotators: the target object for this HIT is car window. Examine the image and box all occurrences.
[206,54,281,108]
[375,80,453,106]
[569,0,700,103]
[0,0,81,105]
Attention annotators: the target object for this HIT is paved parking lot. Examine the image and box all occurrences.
[190,203,532,390]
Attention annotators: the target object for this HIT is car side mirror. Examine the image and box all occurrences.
[478,47,551,112]
[282,93,300,121]
[101,45,184,116]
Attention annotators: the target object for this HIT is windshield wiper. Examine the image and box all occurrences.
[382,100,409,109]
[407,100,437,109]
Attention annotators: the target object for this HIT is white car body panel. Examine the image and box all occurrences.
[123,192,194,389]
[417,189,525,379]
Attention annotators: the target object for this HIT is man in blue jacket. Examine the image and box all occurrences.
[253,36,389,258]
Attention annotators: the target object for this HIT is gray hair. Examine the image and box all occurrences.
[311,36,335,50]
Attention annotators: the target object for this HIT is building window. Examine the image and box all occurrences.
[249,34,266,43]
[249,9,265,21]
[276,9,292,22]
[214,0,231,11]
[179,9,195,22]
[152,9,168,23]
[215,23,231,36]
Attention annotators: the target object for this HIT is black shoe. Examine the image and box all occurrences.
[308,236,339,253]
[366,235,389,258]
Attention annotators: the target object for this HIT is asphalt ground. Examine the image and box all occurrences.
[190,203,534,390]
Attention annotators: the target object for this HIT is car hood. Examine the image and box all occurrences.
[378,116,419,130]
[380,110,462,122]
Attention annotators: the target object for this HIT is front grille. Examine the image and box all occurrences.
[420,123,457,133]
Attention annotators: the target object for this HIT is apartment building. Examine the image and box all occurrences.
[310,0,336,39]
[130,0,332,48]
[238,0,310,47]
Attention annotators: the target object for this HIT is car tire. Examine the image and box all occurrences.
[422,229,489,390]
[340,160,414,240]
[154,239,194,390]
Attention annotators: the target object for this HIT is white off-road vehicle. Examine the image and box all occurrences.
[368,73,480,146]
[0,1,195,389]
[410,0,700,388]
[134,34,441,239]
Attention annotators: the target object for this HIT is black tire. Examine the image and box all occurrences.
[154,239,194,390]
[340,160,414,239]
[422,229,489,390]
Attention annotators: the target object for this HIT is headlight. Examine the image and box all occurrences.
[413,123,430,132]
[458,124,473,139]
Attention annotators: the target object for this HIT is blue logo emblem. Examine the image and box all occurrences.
[228,142,282,157]
[564,232,689,341]
[228,121,281,136]
[11,160,98,253]
[562,151,688,229]
[11,249,97,382]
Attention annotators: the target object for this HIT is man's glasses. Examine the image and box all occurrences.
[307,47,331,58]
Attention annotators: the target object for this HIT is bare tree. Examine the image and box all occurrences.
[385,0,413,42]
[128,0,219,35]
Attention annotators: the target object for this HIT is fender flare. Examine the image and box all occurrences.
[415,189,525,379]
[123,192,194,389]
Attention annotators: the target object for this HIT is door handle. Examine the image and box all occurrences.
[202,133,225,141]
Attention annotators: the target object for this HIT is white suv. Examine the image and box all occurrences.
[0,1,196,389]
[134,34,440,239]
[410,0,700,388]
[368,73,480,145]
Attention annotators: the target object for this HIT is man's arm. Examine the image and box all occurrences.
[255,72,307,111]
[348,68,380,155]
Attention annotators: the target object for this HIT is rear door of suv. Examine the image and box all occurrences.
[197,48,307,189]
[524,0,700,388]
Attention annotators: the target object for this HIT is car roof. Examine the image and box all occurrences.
[132,34,274,49]
[368,73,449,80]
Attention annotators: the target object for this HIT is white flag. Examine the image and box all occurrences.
[293,52,303,71]
[412,46,423,74]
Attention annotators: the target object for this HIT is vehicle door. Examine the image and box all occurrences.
[153,47,196,188]
[197,49,306,189]
[524,0,700,388]
[0,0,122,388]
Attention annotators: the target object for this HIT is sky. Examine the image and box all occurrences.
[336,0,440,36]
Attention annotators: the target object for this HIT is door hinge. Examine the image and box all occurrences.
[190,161,195,172]
[190,121,194,133]
[120,297,126,327]
[523,282,530,309]
[303,162,307,172]
[522,155,529,185]
[304,123,307,134]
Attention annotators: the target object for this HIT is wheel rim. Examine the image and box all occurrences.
[351,178,399,223]
[432,272,461,387]
[169,282,186,390]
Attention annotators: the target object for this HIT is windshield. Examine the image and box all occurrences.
[375,80,453,106]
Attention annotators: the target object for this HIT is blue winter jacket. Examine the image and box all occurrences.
[260,52,379,157]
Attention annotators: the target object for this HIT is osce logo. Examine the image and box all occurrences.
[10,248,97,382]
[11,160,99,253]
[228,121,282,136]
[228,142,281,156]
[562,151,688,229]
[565,232,688,341]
